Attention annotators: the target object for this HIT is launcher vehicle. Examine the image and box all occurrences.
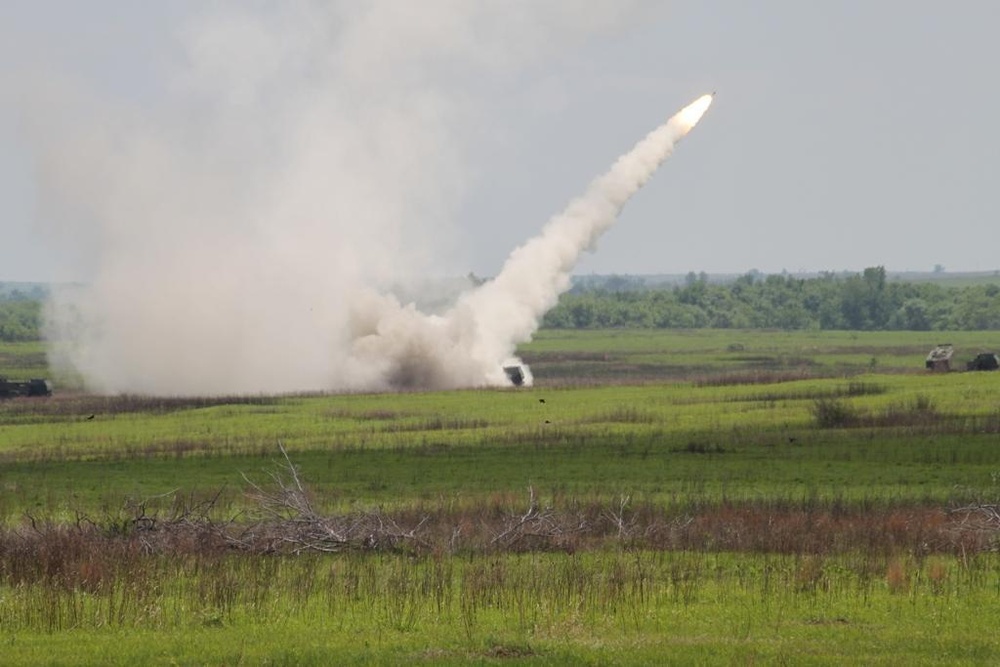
[0,377,53,399]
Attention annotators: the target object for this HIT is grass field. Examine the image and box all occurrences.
[2,329,1000,664]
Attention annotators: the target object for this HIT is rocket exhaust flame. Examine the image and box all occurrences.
[674,94,714,133]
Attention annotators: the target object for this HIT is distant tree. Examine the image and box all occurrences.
[951,286,1000,329]
[891,298,932,331]
[0,300,43,342]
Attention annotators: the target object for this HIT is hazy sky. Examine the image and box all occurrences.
[2,1,998,282]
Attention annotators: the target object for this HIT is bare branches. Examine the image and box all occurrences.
[948,503,1000,549]
[241,443,317,522]
[233,445,430,554]
[238,464,592,555]
[489,486,589,550]
[18,445,1000,559]
[605,494,635,539]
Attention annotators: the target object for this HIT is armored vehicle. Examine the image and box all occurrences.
[0,377,53,399]
[967,353,1000,371]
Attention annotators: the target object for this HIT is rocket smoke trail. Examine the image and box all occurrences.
[27,5,714,396]
[351,94,714,389]
[40,91,713,395]
[33,3,711,396]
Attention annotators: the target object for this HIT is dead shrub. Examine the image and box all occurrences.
[886,558,911,594]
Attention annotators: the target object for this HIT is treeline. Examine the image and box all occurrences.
[543,267,1000,331]
[3,268,1000,342]
[0,299,43,342]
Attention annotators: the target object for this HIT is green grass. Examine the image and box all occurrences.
[3,370,1000,517]
[2,551,999,665]
[3,329,1000,663]
[521,329,1000,381]
[0,342,48,379]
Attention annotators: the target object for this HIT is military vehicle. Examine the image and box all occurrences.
[967,353,1000,371]
[925,344,954,371]
[503,365,525,387]
[0,377,53,399]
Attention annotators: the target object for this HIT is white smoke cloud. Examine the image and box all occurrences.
[26,1,702,395]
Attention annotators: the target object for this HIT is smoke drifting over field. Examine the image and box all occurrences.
[32,2,708,395]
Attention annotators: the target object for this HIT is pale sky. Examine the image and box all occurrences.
[2,1,998,282]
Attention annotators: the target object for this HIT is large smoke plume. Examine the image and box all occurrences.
[27,2,708,395]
